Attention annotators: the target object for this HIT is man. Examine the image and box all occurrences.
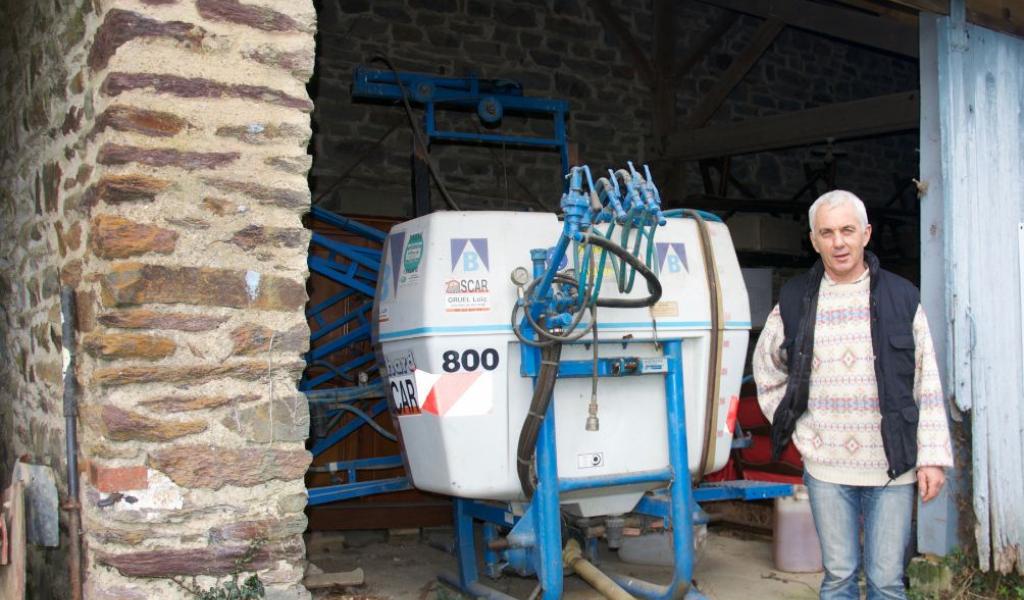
[753,190,953,600]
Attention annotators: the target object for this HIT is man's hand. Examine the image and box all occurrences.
[917,466,945,502]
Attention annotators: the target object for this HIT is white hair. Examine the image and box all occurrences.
[808,190,869,232]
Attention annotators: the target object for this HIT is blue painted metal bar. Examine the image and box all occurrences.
[558,469,672,493]
[309,302,371,343]
[307,288,356,321]
[534,373,564,600]
[311,233,382,270]
[608,339,702,600]
[353,68,570,114]
[310,206,387,242]
[311,398,389,457]
[693,481,794,502]
[353,67,570,176]
[307,477,410,506]
[308,257,377,296]
[314,455,403,472]
[521,356,669,378]
[431,131,565,148]
[453,499,479,590]
[307,323,371,361]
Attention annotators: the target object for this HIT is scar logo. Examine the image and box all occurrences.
[655,242,689,274]
[450,238,489,272]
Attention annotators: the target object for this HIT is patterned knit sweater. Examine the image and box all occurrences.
[753,270,953,486]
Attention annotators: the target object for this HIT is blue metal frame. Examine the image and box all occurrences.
[352,66,571,176]
[304,207,409,506]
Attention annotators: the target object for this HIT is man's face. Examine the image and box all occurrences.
[809,201,872,283]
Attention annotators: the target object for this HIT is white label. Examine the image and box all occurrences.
[577,452,604,469]
[385,351,419,416]
[385,350,416,377]
[640,358,668,374]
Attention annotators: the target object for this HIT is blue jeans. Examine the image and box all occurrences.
[804,472,915,600]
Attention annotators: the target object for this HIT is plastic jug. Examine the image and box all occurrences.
[772,484,823,573]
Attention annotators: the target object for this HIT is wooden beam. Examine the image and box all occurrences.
[967,0,1024,39]
[698,0,919,57]
[665,92,919,161]
[672,11,740,83]
[685,17,784,128]
[663,193,919,220]
[885,0,950,14]
[589,0,654,85]
[832,0,920,25]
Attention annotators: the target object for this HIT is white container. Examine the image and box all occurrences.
[772,485,823,573]
[374,212,750,517]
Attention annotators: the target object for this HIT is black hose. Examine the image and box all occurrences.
[513,234,660,497]
[516,343,562,498]
[583,233,662,308]
[369,55,461,211]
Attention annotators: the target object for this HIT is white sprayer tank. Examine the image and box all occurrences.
[374,211,750,517]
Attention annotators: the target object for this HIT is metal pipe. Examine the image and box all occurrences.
[60,287,82,600]
[562,539,635,600]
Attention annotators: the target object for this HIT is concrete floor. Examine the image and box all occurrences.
[307,527,823,600]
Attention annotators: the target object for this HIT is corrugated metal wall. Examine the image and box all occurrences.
[928,5,1024,573]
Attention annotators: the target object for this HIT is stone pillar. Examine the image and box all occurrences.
[1,0,314,597]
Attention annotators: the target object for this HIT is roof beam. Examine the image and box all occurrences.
[832,0,920,24]
[685,17,784,128]
[967,0,1024,39]
[885,0,950,14]
[698,0,919,57]
[665,92,920,161]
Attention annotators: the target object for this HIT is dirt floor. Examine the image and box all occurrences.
[305,526,823,600]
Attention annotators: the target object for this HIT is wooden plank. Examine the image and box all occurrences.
[698,0,919,57]
[967,0,1024,38]
[589,0,654,85]
[832,0,920,24]
[307,502,452,530]
[915,11,960,557]
[685,18,784,128]
[937,17,1024,574]
[665,92,919,161]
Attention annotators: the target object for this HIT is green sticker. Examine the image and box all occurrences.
[403,233,424,273]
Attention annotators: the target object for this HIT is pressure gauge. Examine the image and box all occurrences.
[510,267,530,288]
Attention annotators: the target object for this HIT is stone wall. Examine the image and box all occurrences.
[311,0,919,218]
[0,1,101,596]
[0,0,315,598]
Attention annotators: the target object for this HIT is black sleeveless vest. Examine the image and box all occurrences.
[772,251,920,480]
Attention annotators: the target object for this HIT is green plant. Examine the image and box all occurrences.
[908,549,1024,599]
[194,574,265,600]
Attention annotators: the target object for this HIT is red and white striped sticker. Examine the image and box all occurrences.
[412,369,494,417]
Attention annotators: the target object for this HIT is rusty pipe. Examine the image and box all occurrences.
[61,287,82,600]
